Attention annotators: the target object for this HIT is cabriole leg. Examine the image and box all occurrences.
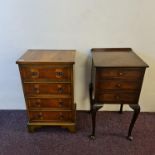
[89,104,103,140]
[127,104,140,141]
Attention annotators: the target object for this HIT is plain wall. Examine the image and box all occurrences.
[0,0,155,111]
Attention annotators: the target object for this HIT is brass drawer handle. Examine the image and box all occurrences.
[56,72,64,78]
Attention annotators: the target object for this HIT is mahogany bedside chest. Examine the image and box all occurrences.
[89,48,149,140]
[16,50,76,132]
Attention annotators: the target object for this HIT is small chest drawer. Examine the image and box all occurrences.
[24,83,71,95]
[96,68,144,80]
[28,98,72,109]
[96,80,141,91]
[29,111,74,122]
[20,66,71,81]
[95,92,139,103]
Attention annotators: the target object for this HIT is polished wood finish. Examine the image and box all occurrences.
[89,48,148,140]
[16,50,75,64]
[17,50,76,132]
[92,48,148,67]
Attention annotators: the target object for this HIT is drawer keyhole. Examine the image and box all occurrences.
[58,87,64,93]
[57,85,64,93]
[59,113,64,120]
[31,70,39,78]
[33,85,40,93]
[37,113,43,120]
[115,95,120,100]
[35,99,41,107]
[59,101,64,107]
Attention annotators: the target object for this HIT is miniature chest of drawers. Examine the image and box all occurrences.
[16,50,76,132]
[89,48,148,140]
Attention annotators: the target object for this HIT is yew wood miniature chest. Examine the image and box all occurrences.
[16,50,76,132]
[89,48,148,140]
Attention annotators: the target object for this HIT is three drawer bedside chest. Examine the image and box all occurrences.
[16,50,76,133]
[89,48,149,140]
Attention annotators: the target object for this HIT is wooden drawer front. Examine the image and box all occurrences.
[28,98,72,109]
[24,83,71,95]
[96,68,143,80]
[96,80,140,91]
[95,92,138,103]
[20,66,71,81]
[29,111,74,122]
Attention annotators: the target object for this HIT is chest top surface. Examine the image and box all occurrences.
[16,49,76,65]
[92,48,148,68]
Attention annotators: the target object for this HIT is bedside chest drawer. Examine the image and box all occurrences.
[95,92,139,103]
[29,111,74,122]
[20,66,71,81]
[24,83,71,95]
[96,68,144,80]
[90,48,148,139]
[96,80,141,90]
[16,50,76,132]
[28,98,72,109]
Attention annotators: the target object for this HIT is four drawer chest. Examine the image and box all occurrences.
[16,50,76,132]
[89,48,149,140]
